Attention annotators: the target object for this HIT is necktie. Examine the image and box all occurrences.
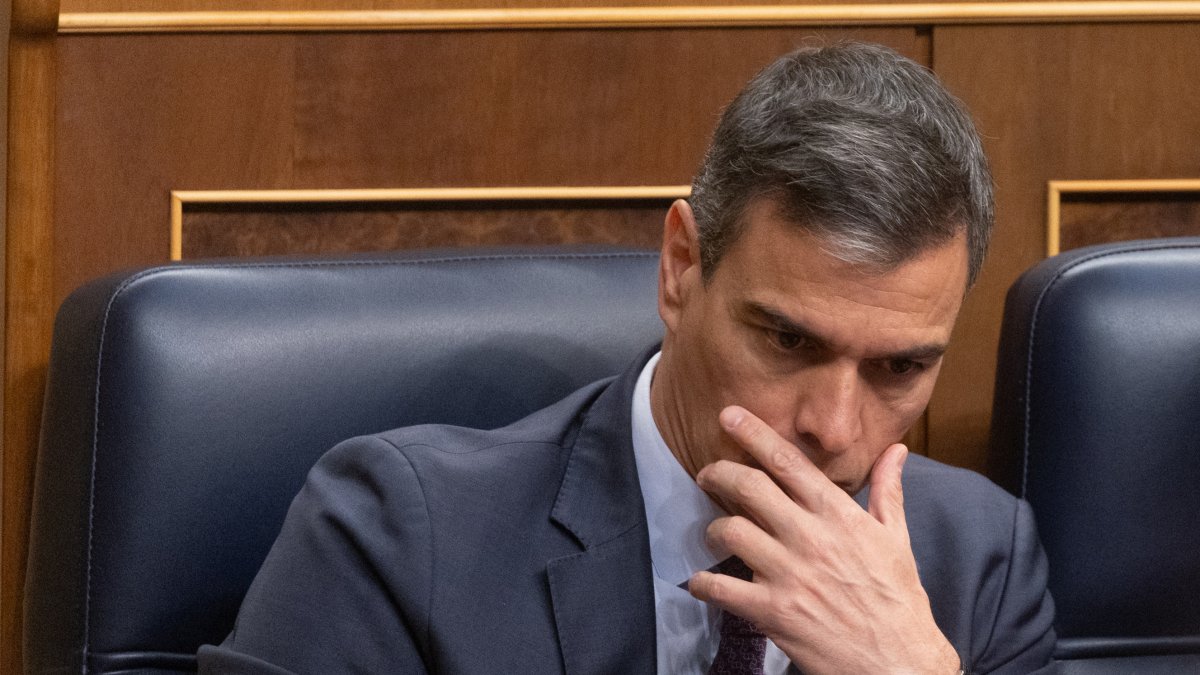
[708,557,767,675]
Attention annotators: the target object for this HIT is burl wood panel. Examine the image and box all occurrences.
[932,23,1200,480]
[181,200,668,258]
[55,27,922,306]
[1059,194,1200,252]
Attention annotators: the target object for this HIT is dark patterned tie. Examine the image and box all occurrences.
[708,557,767,675]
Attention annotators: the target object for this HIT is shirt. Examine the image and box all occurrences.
[630,352,791,674]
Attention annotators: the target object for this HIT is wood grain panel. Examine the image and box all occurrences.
[1059,193,1200,252]
[54,27,921,305]
[932,23,1200,481]
[4,0,58,669]
[180,199,668,258]
[0,0,10,474]
[291,28,920,186]
[55,33,298,303]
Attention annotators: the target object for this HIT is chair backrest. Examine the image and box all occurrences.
[990,238,1200,672]
[25,246,663,674]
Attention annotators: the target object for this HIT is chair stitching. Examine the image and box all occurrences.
[142,250,657,275]
[83,271,154,673]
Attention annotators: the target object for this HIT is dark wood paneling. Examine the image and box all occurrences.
[55,27,921,304]
[1060,193,1200,252]
[932,23,1200,476]
[181,200,668,258]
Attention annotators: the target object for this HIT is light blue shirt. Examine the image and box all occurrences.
[630,352,791,674]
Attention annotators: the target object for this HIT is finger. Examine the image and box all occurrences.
[696,460,809,538]
[867,443,909,534]
[705,515,796,580]
[687,568,773,624]
[718,405,842,510]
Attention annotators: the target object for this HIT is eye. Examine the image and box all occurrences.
[770,329,805,351]
[774,330,802,350]
[885,359,921,376]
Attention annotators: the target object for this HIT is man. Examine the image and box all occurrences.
[201,43,1056,673]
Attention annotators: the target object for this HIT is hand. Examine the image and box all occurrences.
[687,405,961,674]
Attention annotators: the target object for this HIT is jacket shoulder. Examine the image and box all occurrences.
[901,455,1056,674]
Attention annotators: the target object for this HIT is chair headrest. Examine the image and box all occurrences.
[27,246,663,672]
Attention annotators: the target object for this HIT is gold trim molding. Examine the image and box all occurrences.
[1046,179,1200,256]
[169,185,690,260]
[62,2,1200,34]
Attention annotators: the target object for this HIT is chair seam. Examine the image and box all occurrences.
[124,250,657,277]
[83,271,152,673]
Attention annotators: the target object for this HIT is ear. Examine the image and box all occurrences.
[658,199,703,333]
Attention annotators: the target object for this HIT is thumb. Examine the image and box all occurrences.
[868,443,909,532]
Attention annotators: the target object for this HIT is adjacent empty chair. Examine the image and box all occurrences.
[990,237,1200,673]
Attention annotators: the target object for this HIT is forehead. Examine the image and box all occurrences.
[713,202,970,352]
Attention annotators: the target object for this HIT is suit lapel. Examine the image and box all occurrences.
[547,351,657,675]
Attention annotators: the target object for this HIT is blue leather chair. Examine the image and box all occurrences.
[24,246,662,673]
[990,237,1200,673]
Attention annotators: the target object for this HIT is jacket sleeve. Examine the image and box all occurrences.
[973,498,1058,675]
[198,435,434,674]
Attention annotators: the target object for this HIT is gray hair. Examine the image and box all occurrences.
[690,42,993,287]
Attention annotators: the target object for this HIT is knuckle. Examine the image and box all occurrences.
[733,470,772,500]
[721,515,755,547]
[706,576,732,604]
[737,413,765,440]
[769,446,803,474]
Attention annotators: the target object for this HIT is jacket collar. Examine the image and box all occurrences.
[547,347,658,675]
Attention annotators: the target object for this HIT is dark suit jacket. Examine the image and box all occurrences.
[199,353,1056,674]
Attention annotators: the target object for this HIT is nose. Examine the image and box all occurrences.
[793,361,863,457]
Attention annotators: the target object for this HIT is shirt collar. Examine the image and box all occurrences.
[630,352,725,587]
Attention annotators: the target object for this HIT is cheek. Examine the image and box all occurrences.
[868,375,940,436]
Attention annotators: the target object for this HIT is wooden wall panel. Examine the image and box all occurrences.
[4,1,58,671]
[931,23,1200,478]
[0,0,11,454]
[56,34,299,301]
[1059,194,1200,252]
[180,199,671,258]
[55,27,922,305]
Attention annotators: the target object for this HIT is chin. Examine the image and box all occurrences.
[840,482,866,496]
[829,475,868,495]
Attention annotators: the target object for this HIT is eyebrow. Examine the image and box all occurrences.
[745,301,949,362]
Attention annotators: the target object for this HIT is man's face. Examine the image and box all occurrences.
[654,198,969,495]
